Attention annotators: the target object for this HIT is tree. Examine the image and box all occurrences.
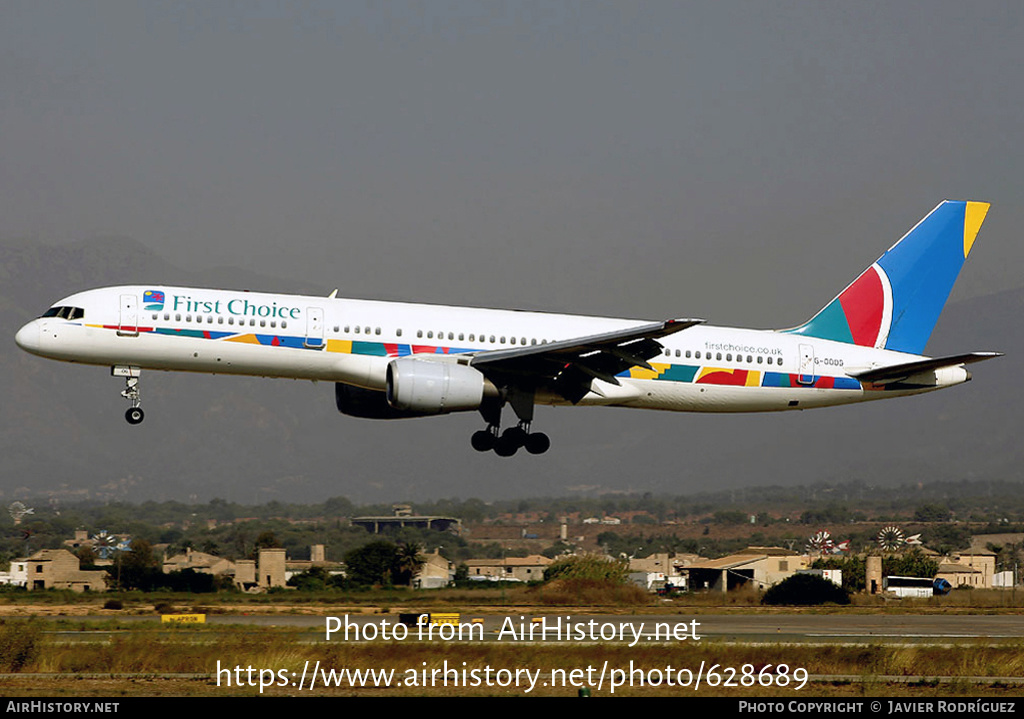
[544,555,629,584]
[344,541,400,587]
[112,540,160,591]
[884,549,938,578]
[810,556,865,592]
[394,542,425,586]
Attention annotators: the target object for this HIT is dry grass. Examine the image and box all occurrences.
[2,620,1023,697]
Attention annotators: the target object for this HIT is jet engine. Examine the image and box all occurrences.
[386,357,487,414]
[335,383,437,419]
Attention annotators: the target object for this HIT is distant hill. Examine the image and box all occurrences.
[1,237,1019,505]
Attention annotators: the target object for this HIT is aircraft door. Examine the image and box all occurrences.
[304,307,325,349]
[798,343,816,385]
[118,294,139,337]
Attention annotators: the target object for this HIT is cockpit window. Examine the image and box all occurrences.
[40,306,85,320]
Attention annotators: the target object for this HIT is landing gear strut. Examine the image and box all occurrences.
[112,366,145,425]
[470,388,550,456]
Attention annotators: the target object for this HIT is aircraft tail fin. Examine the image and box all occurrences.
[786,200,990,355]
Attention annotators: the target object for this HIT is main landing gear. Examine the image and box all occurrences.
[112,366,145,425]
[470,389,550,456]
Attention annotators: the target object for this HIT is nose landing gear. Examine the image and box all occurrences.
[112,366,145,425]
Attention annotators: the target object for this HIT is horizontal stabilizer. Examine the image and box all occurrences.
[847,352,1003,385]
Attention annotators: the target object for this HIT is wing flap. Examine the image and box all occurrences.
[469,318,703,403]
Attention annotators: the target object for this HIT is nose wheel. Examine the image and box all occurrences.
[125,406,145,425]
[113,366,145,425]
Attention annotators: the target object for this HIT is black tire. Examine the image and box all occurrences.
[524,432,551,455]
[502,426,528,448]
[125,407,145,425]
[471,430,495,452]
[494,435,519,457]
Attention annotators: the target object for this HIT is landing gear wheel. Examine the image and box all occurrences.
[524,432,550,455]
[494,435,519,457]
[125,407,145,425]
[502,426,528,447]
[471,430,495,452]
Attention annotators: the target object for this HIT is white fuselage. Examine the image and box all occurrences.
[15,285,968,414]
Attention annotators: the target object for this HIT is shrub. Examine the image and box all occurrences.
[0,620,42,672]
[762,574,851,606]
[543,555,629,583]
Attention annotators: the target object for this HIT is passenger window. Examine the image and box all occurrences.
[164,313,170,321]
[355,326,361,334]
[260,320,266,328]
[219,317,225,325]
[417,330,423,338]
[376,328,381,335]
[716,352,722,361]
[282,321,287,329]
[757,356,763,364]
[397,329,403,337]
[427,331,433,339]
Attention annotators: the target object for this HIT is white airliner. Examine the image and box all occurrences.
[15,200,1001,456]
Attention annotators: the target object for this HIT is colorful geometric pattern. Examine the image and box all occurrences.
[88,321,872,393]
[786,201,989,355]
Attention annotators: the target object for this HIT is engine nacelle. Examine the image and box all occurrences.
[386,357,486,414]
[335,382,437,419]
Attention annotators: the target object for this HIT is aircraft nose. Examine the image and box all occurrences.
[14,321,41,354]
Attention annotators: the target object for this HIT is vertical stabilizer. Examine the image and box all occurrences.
[786,201,990,355]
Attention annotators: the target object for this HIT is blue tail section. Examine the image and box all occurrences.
[787,200,990,355]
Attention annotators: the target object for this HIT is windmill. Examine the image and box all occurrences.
[806,530,835,555]
[91,530,130,559]
[8,502,34,525]
[877,525,905,552]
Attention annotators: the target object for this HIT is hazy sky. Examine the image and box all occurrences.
[2,1,1021,329]
[2,3,1023,504]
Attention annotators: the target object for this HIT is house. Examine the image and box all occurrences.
[937,550,996,589]
[683,547,808,593]
[18,549,107,592]
[162,548,236,577]
[414,550,454,589]
[464,555,551,582]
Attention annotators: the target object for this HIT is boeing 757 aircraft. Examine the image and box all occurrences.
[15,200,1001,456]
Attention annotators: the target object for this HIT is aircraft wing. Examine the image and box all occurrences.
[846,351,1003,385]
[470,318,703,403]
